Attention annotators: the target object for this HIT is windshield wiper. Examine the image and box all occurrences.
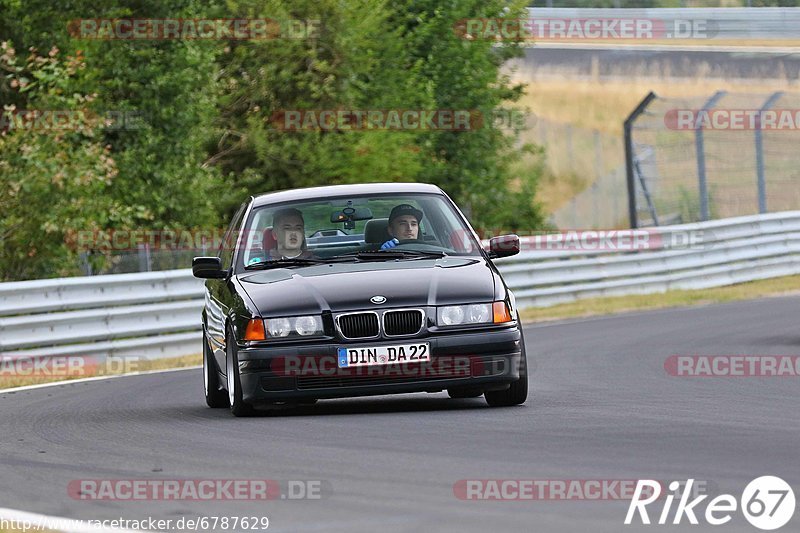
[244,258,327,270]
[331,250,447,261]
[244,255,364,270]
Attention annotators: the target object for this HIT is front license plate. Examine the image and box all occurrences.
[338,343,430,368]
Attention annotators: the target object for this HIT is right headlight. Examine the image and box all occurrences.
[265,315,324,338]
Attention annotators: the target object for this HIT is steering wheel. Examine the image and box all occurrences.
[392,239,456,254]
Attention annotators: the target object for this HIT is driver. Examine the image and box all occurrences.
[269,207,314,259]
[380,204,424,250]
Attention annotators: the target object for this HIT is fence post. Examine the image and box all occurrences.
[80,252,93,276]
[138,243,152,272]
[624,91,657,229]
[613,167,622,226]
[566,125,574,173]
[593,129,602,181]
[571,197,577,228]
[695,90,727,221]
[755,91,783,214]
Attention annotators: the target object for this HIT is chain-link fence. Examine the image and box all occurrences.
[549,165,628,228]
[528,118,628,228]
[626,91,800,227]
[78,246,212,276]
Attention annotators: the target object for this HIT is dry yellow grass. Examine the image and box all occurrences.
[515,77,797,213]
[520,274,800,323]
[518,78,797,135]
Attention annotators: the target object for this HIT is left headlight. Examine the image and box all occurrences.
[436,302,513,326]
[264,315,324,338]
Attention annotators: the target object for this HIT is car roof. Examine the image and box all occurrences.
[251,182,445,207]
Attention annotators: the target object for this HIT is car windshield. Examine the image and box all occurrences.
[235,192,483,272]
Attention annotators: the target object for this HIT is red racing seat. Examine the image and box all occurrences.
[262,227,276,254]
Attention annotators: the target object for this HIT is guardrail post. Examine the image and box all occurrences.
[755,91,783,214]
[695,90,727,222]
[624,91,657,229]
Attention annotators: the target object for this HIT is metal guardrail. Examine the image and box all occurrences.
[2,212,800,361]
[495,211,800,307]
[0,270,204,361]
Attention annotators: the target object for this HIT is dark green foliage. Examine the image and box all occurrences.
[1,0,545,280]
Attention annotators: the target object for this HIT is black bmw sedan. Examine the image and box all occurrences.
[193,182,527,416]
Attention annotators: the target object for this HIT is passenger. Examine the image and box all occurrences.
[381,204,424,250]
[269,207,314,259]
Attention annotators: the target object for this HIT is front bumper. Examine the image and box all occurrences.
[235,327,522,403]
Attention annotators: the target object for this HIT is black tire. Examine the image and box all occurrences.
[485,326,529,407]
[203,329,228,408]
[226,327,255,417]
[447,387,483,399]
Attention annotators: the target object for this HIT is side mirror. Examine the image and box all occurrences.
[192,257,227,279]
[488,234,520,259]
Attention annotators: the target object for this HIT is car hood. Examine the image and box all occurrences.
[237,257,496,316]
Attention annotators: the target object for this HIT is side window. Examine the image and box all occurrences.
[241,209,271,267]
[219,201,248,269]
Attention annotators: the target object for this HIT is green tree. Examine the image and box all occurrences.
[209,0,545,232]
[209,0,428,218]
[0,43,121,280]
[1,0,223,279]
[1,0,547,281]
[392,0,544,232]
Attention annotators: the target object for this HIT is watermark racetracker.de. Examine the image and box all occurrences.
[505,228,713,253]
[0,108,145,133]
[664,355,800,377]
[453,16,718,42]
[454,479,715,501]
[63,227,714,254]
[0,355,140,380]
[268,108,530,132]
[665,109,800,131]
[68,18,320,40]
[68,479,331,501]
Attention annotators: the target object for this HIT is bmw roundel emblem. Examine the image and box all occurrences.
[370,295,387,305]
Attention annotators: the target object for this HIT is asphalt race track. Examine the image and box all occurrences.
[1,296,798,532]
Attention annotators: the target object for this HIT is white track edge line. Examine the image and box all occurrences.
[0,507,147,533]
[0,366,201,394]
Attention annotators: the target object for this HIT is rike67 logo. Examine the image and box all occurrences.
[625,477,795,530]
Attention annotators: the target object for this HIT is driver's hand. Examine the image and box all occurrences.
[380,238,399,250]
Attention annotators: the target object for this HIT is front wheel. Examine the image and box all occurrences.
[204,329,228,408]
[485,327,529,407]
[226,328,255,417]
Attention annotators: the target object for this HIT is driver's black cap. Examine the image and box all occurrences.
[273,207,304,226]
[389,204,423,223]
